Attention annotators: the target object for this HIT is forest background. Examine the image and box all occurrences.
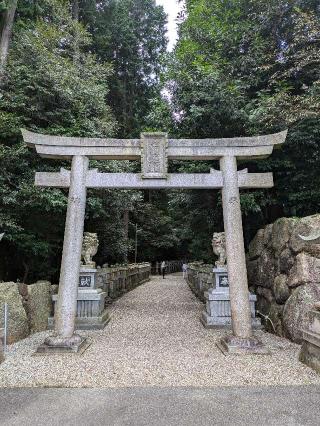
[0,0,319,283]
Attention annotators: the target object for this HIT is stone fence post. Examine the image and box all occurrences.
[99,263,151,303]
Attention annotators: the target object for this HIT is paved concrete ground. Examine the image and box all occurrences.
[1,274,320,424]
[1,386,320,425]
[0,274,319,387]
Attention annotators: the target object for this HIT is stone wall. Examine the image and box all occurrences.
[0,263,151,345]
[98,263,151,301]
[185,262,215,302]
[247,214,320,343]
[0,280,54,343]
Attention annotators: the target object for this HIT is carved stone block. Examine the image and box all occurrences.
[48,268,109,330]
[201,268,261,329]
[141,132,168,179]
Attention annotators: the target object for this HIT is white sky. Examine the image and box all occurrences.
[156,0,182,51]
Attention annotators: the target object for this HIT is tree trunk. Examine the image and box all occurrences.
[72,0,80,66]
[123,210,129,263]
[0,0,18,74]
[72,0,79,21]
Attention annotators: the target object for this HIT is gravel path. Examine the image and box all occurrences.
[0,274,319,388]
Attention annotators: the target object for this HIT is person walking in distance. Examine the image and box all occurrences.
[161,261,167,279]
[182,262,188,279]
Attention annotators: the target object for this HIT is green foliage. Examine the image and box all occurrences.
[0,0,169,279]
[132,192,181,262]
[0,141,67,281]
[155,0,320,259]
[0,0,117,281]
[1,0,320,278]
[82,0,168,137]
[3,1,116,138]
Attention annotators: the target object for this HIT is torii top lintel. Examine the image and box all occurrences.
[22,129,287,161]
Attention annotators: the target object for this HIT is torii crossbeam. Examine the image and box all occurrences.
[22,129,287,355]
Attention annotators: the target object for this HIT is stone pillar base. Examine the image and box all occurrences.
[48,310,110,330]
[201,288,261,329]
[201,312,262,329]
[201,286,261,328]
[217,334,270,355]
[49,288,109,330]
[35,335,90,355]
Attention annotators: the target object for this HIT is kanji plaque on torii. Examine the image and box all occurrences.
[22,128,287,355]
[141,132,168,178]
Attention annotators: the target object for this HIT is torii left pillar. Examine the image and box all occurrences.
[40,155,89,353]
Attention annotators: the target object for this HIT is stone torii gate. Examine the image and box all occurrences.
[22,129,287,355]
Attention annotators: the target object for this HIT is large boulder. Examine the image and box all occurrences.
[247,214,320,342]
[270,218,294,255]
[256,286,274,302]
[279,248,295,274]
[289,214,320,257]
[248,229,266,260]
[263,224,273,248]
[26,281,52,333]
[0,282,29,343]
[247,258,259,287]
[283,283,320,343]
[273,274,290,304]
[51,284,59,296]
[257,249,277,288]
[287,253,320,288]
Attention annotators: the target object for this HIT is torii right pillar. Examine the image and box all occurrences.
[218,155,265,354]
[217,133,288,354]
